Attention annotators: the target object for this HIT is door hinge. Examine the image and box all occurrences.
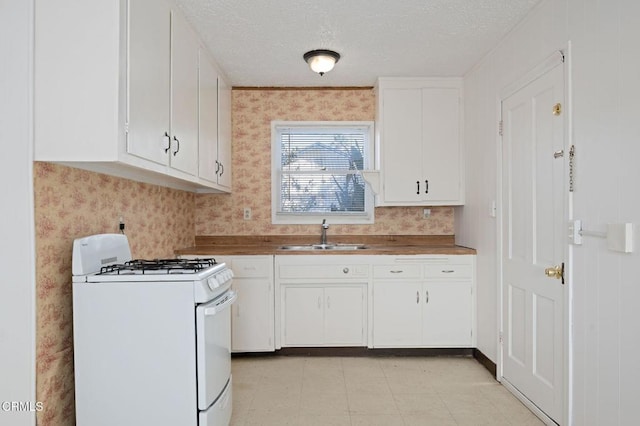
[498,120,503,136]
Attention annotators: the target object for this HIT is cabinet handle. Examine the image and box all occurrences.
[219,162,224,176]
[416,180,420,194]
[442,270,455,273]
[416,291,420,304]
[172,136,180,156]
[425,290,429,304]
[164,131,171,153]
[327,296,331,309]
[317,296,322,309]
[215,160,220,174]
[390,270,403,274]
[425,179,429,194]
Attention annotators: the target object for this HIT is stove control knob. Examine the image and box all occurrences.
[207,276,220,290]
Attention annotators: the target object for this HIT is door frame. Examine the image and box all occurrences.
[496,44,573,426]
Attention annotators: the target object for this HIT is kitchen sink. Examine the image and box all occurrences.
[280,244,367,251]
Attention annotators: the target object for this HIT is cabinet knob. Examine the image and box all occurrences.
[343,267,349,274]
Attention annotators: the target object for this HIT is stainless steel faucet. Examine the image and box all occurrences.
[320,219,329,245]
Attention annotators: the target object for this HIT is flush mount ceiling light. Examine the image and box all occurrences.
[303,49,340,76]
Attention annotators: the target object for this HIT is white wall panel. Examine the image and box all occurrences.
[0,1,36,425]
[461,0,640,424]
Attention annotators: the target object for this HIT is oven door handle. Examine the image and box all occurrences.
[203,291,237,316]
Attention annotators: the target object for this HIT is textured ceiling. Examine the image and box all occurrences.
[175,0,541,87]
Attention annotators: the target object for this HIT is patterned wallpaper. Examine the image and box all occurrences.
[195,88,455,236]
[33,162,195,426]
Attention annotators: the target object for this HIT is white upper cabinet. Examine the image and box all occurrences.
[34,0,229,192]
[127,0,171,166]
[198,51,219,184]
[375,78,464,205]
[168,10,199,176]
[216,76,233,190]
[198,51,232,192]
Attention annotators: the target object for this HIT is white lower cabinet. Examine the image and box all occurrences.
[227,256,274,352]
[276,255,369,348]
[372,256,475,348]
[282,285,366,346]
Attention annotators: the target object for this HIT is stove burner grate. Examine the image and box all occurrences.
[98,258,217,275]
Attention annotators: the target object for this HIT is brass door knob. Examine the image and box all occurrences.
[545,265,563,280]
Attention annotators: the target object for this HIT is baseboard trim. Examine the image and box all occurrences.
[472,348,497,377]
[233,347,474,358]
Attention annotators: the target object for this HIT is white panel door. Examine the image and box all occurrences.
[422,88,461,202]
[198,50,219,183]
[217,75,232,189]
[231,278,274,352]
[422,282,472,346]
[283,287,324,345]
[127,0,171,165]
[381,88,423,203]
[169,10,199,175]
[501,61,565,422]
[373,281,422,346]
[324,286,365,345]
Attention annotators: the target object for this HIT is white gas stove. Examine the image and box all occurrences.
[72,234,235,426]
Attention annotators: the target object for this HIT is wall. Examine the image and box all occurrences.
[0,1,36,425]
[33,162,195,426]
[196,89,455,236]
[458,0,640,424]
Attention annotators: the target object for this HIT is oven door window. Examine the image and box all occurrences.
[195,290,237,410]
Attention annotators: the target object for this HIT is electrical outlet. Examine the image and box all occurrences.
[243,207,252,220]
[423,208,431,219]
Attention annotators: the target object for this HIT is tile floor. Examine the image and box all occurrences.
[230,356,544,426]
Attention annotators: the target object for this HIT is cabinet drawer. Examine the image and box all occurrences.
[279,264,369,279]
[373,264,422,279]
[232,258,272,278]
[424,264,472,279]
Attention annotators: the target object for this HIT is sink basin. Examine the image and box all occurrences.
[280,244,367,251]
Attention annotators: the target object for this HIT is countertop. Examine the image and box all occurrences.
[175,235,476,256]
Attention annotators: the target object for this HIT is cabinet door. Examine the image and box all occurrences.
[373,281,422,346]
[283,287,324,346]
[231,278,274,352]
[198,50,219,184]
[324,286,365,346]
[421,88,461,203]
[422,282,472,346]
[216,76,232,190]
[381,88,423,203]
[169,10,199,175]
[127,0,171,165]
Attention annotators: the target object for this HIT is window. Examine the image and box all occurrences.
[271,121,374,224]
